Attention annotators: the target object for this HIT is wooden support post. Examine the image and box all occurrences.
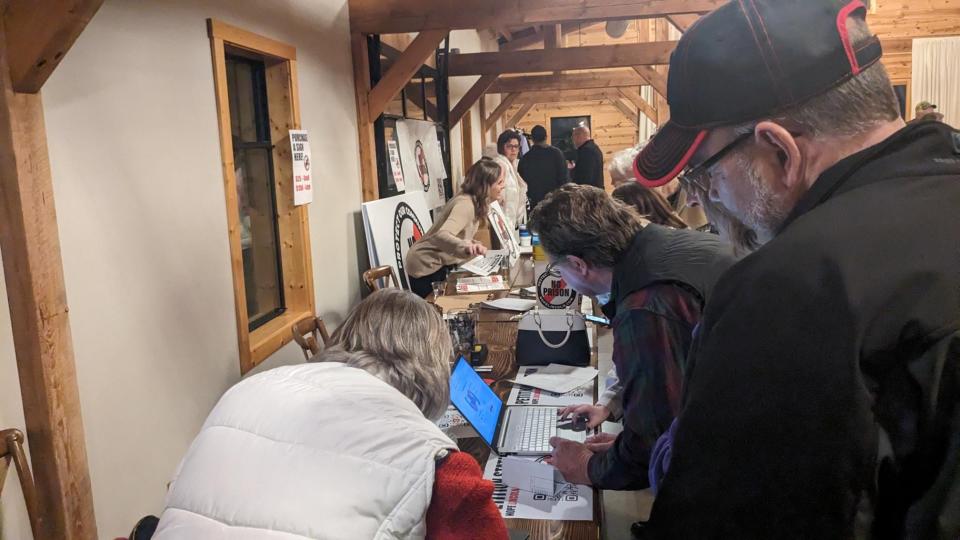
[610,98,640,126]
[461,108,474,173]
[617,88,657,123]
[544,24,561,49]
[367,29,446,119]
[0,20,98,540]
[667,13,701,33]
[654,19,671,126]
[633,65,668,99]
[449,74,498,128]
[479,94,489,144]
[351,32,379,201]
[505,99,536,129]
[483,93,521,134]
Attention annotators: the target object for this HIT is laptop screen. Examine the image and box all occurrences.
[449,356,503,445]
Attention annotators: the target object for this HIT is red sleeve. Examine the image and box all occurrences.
[426,451,508,540]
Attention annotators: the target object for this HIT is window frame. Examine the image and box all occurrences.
[208,19,316,374]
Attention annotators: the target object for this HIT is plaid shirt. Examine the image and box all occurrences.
[587,283,702,490]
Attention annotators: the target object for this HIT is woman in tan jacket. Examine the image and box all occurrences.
[406,158,506,297]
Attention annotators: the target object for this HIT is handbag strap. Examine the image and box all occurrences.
[533,310,574,349]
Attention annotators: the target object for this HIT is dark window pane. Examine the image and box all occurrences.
[227,52,285,329]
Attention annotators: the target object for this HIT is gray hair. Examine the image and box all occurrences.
[733,18,899,138]
[608,143,644,185]
[311,288,451,420]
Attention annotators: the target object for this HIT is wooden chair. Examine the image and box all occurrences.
[291,316,331,360]
[363,265,400,291]
[1,428,42,539]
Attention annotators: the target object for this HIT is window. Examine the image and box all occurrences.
[551,116,591,162]
[209,19,315,374]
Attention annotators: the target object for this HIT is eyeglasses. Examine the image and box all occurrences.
[680,131,754,192]
[504,143,521,150]
[545,258,566,275]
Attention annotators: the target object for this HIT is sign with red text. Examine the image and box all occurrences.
[289,130,313,206]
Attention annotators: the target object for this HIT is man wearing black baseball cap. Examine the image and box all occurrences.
[633,1,960,538]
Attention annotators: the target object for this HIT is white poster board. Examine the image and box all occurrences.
[395,119,447,209]
[361,191,433,290]
[484,454,594,521]
[289,130,313,205]
[488,201,520,266]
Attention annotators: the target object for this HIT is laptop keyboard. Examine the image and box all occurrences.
[517,407,556,453]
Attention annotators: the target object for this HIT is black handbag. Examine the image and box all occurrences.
[516,308,590,366]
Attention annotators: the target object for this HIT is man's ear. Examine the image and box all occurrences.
[566,256,590,276]
[753,121,804,190]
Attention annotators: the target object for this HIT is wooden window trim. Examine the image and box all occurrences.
[208,19,315,374]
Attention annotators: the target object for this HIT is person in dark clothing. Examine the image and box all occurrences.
[634,1,960,538]
[528,184,737,490]
[571,125,605,190]
[517,125,569,210]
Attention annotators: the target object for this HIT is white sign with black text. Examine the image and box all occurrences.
[289,130,313,206]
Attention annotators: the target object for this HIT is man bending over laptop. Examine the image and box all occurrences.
[529,184,736,488]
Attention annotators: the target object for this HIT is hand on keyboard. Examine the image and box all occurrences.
[545,437,593,486]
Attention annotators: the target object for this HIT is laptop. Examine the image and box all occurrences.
[449,356,590,455]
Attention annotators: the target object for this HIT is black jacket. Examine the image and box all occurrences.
[645,122,960,539]
[573,139,605,190]
[518,144,569,210]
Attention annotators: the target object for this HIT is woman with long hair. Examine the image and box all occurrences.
[405,157,506,297]
[612,182,689,229]
[153,288,507,539]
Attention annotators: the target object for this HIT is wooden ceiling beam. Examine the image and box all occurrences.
[349,0,723,34]
[4,0,105,93]
[490,69,644,93]
[367,29,446,119]
[666,13,701,33]
[617,87,657,123]
[450,40,677,76]
[610,97,640,126]
[505,100,536,128]
[633,65,668,98]
[449,74,498,127]
[483,92,522,133]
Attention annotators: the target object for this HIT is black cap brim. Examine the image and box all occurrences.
[634,122,708,188]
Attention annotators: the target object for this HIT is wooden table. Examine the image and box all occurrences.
[434,259,603,540]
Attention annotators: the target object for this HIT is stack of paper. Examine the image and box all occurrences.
[459,250,507,276]
[509,364,598,394]
[506,379,593,406]
[455,275,508,293]
[484,454,593,521]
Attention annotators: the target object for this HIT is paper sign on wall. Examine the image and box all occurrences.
[387,140,407,192]
[395,119,448,209]
[289,130,313,206]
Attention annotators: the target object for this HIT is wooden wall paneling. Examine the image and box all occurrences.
[3,0,105,92]
[0,18,98,539]
[505,99,536,129]
[654,19,671,125]
[349,0,724,34]
[610,97,640,126]
[449,41,678,76]
[350,33,379,202]
[633,64,668,98]
[367,29,446,118]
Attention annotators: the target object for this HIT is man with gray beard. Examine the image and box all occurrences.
[633,1,960,538]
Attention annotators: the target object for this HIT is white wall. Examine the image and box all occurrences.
[0,0,363,537]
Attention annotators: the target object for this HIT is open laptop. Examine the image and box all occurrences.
[449,356,590,455]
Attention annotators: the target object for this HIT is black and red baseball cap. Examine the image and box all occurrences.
[634,0,883,187]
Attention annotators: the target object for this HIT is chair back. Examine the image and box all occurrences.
[363,265,400,291]
[1,428,42,539]
[291,316,331,360]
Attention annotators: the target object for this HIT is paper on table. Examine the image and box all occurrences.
[434,294,485,313]
[482,298,537,312]
[509,364,599,395]
[507,378,594,407]
[485,453,593,521]
[502,455,565,496]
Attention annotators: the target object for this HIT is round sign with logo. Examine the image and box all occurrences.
[414,140,430,192]
[536,266,577,309]
[393,202,425,289]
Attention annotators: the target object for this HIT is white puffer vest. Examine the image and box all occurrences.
[153,362,457,539]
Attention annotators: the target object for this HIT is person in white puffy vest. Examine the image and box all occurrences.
[153,288,507,540]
